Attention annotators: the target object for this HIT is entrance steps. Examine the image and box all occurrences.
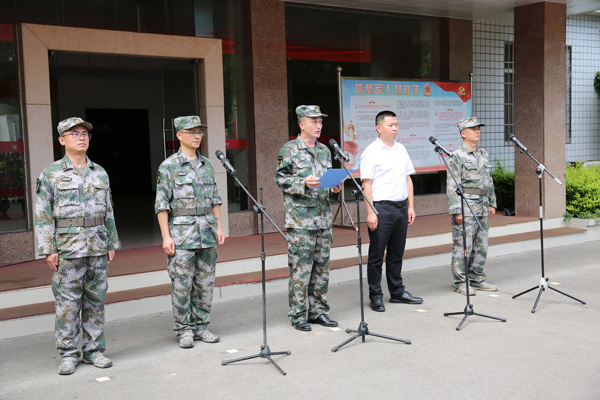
[1,215,597,339]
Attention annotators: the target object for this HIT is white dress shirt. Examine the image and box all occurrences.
[360,137,415,202]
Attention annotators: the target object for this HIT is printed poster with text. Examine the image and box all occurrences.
[340,78,471,175]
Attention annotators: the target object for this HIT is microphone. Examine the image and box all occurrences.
[329,139,350,163]
[428,136,452,157]
[508,134,528,152]
[215,150,236,174]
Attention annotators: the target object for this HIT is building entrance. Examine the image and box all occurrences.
[49,52,198,249]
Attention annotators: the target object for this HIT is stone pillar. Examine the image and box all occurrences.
[514,2,566,218]
[239,0,288,234]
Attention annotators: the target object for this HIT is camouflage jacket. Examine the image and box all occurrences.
[447,142,497,216]
[35,155,120,258]
[155,149,222,249]
[275,136,333,230]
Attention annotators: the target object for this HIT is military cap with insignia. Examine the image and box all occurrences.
[174,115,207,131]
[295,105,328,120]
[457,116,485,132]
[57,117,93,136]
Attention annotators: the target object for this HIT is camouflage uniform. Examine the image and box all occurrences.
[275,136,334,323]
[35,154,120,360]
[155,148,222,338]
[447,142,497,288]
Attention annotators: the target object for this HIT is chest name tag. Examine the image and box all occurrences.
[178,172,187,176]
[61,177,72,182]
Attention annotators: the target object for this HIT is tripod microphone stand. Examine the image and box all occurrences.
[510,139,586,312]
[330,151,411,352]
[435,145,506,330]
[220,177,290,374]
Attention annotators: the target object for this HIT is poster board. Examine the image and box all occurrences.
[340,77,471,175]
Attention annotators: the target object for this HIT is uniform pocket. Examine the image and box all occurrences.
[206,213,217,224]
[55,226,81,251]
[56,183,80,207]
[201,176,216,199]
[293,157,313,174]
[171,216,196,247]
[462,164,481,183]
[174,176,194,199]
[94,183,108,206]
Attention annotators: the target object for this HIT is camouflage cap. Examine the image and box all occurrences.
[174,115,207,131]
[457,116,485,132]
[296,105,328,119]
[57,117,93,136]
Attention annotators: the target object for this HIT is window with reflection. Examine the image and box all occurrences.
[0,24,26,231]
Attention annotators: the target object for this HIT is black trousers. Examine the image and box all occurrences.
[367,201,408,300]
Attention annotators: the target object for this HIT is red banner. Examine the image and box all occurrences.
[0,188,24,197]
[0,141,24,153]
[225,139,246,150]
[0,24,14,42]
[435,82,471,103]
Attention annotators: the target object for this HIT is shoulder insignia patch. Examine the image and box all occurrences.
[278,155,283,167]
[36,178,40,193]
[156,170,160,185]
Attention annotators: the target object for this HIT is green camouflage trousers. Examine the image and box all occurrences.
[51,255,108,359]
[286,228,332,323]
[451,214,489,287]
[167,247,217,337]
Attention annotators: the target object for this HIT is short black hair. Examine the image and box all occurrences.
[376,110,396,126]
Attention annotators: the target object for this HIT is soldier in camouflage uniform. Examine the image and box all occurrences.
[447,117,498,295]
[35,117,120,375]
[275,105,343,332]
[155,115,225,349]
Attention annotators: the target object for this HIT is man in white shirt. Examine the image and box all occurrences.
[361,110,423,312]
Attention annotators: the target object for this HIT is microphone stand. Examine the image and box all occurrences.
[436,146,506,330]
[510,144,586,312]
[331,151,411,352]
[220,167,291,375]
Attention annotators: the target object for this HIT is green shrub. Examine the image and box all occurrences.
[491,160,515,212]
[565,163,600,219]
[595,71,600,90]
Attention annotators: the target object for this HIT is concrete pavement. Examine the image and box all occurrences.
[1,240,599,399]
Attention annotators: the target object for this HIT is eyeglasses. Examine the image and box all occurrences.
[182,130,205,137]
[62,131,91,140]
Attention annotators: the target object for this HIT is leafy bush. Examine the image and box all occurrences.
[595,71,600,90]
[491,160,515,213]
[565,163,600,219]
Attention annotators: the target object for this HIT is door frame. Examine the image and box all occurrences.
[19,23,229,245]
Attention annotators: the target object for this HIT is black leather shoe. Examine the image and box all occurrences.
[369,298,386,312]
[390,291,423,305]
[292,318,312,332]
[308,314,339,327]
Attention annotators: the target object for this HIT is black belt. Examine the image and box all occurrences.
[171,206,212,216]
[56,217,104,228]
[374,200,407,208]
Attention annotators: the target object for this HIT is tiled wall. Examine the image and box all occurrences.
[473,14,600,170]
[472,20,515,170]
[566,14,600,163]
